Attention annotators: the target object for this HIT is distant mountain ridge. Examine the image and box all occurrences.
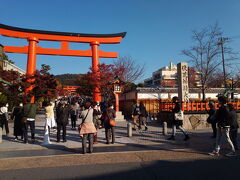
[55,73,83,86]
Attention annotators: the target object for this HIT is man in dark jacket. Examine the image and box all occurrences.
[209,96,236,157]
[22,98,38,144]
[56,101,70,142]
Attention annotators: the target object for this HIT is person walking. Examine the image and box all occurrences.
[11,103,23,140]
[168,96,190,141]
[0,103,10,136]
[139,101,148,131]
[92,102,101,144]
[22,98,38,144]
[79,101,97,154]
[103,103,116,144]
[56,101,70,142]
[207,102,217,138]
[99,101,108,128]
[131,101,140,130]
[70,100,79,130]
[228,104,239,151]
[208,96,236,157]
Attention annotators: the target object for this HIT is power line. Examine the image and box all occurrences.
[228,35,240,39]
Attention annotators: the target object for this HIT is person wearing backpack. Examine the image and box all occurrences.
[208,96,236,157]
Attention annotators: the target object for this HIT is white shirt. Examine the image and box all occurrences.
[0,106,8,115]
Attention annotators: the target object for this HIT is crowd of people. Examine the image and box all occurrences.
[207,96,239,157]
[0,95,239,156]
[166,95,239,157]
[0,97,117,154]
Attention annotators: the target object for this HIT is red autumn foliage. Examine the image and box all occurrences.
[77,63,126,101]
[0,65,60,106]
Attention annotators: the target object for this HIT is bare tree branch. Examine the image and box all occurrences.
[113,55,145,83]
[182,23,223,100]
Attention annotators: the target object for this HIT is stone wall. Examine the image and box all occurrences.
[183,114,209,130]
[157,112,240,130]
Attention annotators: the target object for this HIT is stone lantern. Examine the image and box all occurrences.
[111,76,125,121]
[112,76,124,112]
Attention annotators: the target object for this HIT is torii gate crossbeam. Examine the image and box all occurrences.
[0,24,126,102]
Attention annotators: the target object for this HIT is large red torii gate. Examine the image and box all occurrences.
[0,24,126,102]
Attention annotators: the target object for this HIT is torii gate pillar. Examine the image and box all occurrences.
[91,41,101,102]
[27,37,38,103]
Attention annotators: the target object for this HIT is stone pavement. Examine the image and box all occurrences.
[0,112,240,173]
[1,112,240,180]
[1,112,239,157]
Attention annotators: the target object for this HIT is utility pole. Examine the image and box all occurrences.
[231,78,234,100]
[218,37,228,88]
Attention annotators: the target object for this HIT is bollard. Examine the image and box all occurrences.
[163,122,168,135]
[0,127,2,143]
[42,125,51,145]
[127,122,132,137]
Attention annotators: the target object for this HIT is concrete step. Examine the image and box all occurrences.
[115,111,126,121]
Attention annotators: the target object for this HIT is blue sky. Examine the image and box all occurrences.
[1,0,240,82]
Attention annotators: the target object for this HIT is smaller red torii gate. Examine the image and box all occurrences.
[0,24,126,102]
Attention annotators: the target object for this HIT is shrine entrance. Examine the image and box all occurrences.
[0,24,126,102]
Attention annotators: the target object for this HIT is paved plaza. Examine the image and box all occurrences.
[0,112,225,155]
[0,112,240,179]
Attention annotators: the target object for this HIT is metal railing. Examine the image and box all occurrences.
[138,100,240,114]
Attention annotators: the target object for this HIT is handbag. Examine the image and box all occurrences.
[107,111,116,127]
[174,110,184,126]
[109,119,116,127]
[174,110,184,121]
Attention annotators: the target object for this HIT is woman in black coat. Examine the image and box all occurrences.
[12,103,23,140]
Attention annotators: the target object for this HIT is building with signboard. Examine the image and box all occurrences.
[144,62,201,88]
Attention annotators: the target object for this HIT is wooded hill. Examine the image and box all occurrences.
[55,73,83,86]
